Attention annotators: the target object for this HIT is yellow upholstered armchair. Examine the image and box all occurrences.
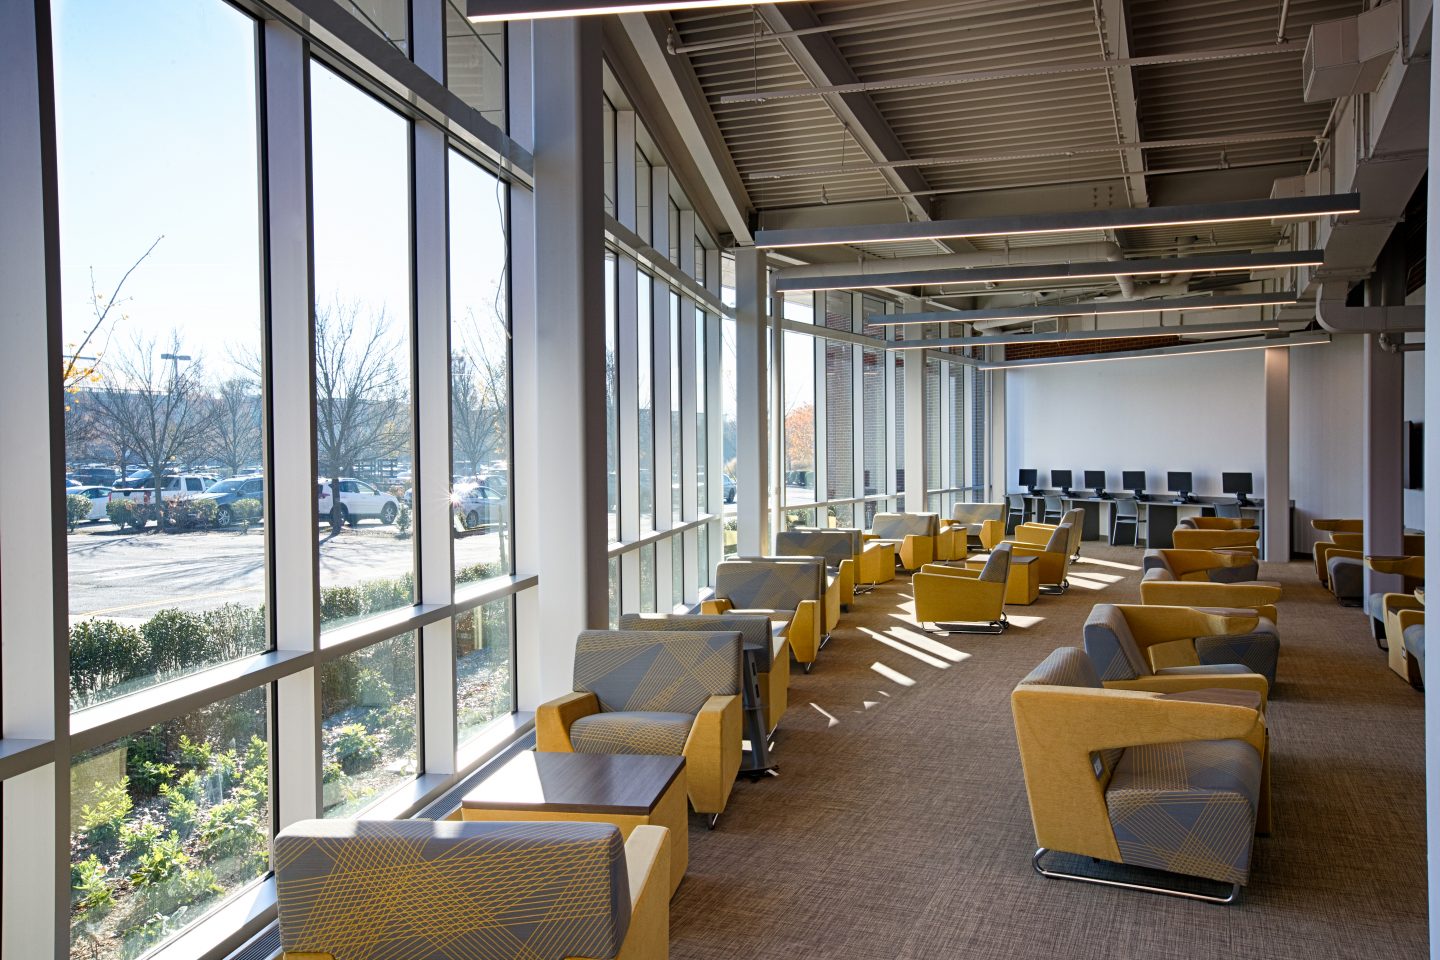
[775,528,855,628]
[1002,511,1082,594]
[537,629,743,825]
[705,557,825,670]
[1138,573,1282,685]
[865,512,942,571]
[940,502,1006,558]
[1178,516,1256,530]
[1081,604,1271,703]
[1171,527,1261,554]
[1012,647,1270,903]
[1142,547,1259,583]
[912,544,1012,634]
[1367,554,1426,673]
[1312,518,1363,584]
[276,819,670,960]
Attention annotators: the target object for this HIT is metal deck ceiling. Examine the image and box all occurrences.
[664,0,1363,273]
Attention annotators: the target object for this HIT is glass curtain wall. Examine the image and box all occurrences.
[27,5,529,958]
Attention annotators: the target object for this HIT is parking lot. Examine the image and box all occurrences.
[67,522,506,623]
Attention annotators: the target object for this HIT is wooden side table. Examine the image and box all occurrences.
[964,554,1040,605]
[461,751,688,895]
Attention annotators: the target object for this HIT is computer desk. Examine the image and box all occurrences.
[1010,491,1271,550]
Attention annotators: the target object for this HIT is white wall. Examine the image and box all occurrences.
[1289,336,1364,553]
[1005,351,1266,498]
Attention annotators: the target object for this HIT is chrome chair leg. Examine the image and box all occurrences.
[1031,848,1241,905]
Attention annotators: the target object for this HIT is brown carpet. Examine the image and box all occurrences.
[671,545,1428,960]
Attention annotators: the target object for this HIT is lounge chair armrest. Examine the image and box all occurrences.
[1103,672,1269,706]
[700,598,733,614]
[535,691,599,751]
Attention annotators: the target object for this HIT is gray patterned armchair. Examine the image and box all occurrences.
[1012,647,1270,904]
[536,629,743,821]
[275,818,669,960]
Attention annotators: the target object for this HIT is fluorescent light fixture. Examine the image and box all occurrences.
[466,0,808,21]
[755,195,1357,249]
[978,332,1330,370]
[887,319,1284,350]
[872,292,1299,325]
[773,250,1324,294]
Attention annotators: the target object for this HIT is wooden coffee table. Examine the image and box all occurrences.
[461,751,688,895]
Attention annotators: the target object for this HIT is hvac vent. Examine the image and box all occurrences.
[1031,318,1062,335]
[1302,2,1399,102]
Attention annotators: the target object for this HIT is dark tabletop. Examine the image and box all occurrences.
[462,751,685,816]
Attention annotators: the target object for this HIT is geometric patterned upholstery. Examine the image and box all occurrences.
[775,528,855,569]
[713,558,824,612]
[1082,604,1151,681]
[573,629,741,715]
[1405,623,1425,679]
[275,818,631,960]
[1106,738,1263,885]
[618,612,774,671]
[870,512,939,540]
[976,543,1012,583]
[1044,523,1072,553]
[569,711,695,755]
[1016,646,1102,689]
[1195,618,1280,686]
[1141,550,1258,583]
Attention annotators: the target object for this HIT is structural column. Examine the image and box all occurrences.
[987,360,1007,503]
[1362,334,1405,596]
[1,3,66,955]
[904,348,926,512]
[1263,347,1290,562]
[1424,13,1440,953]
[523,17,607,706]
[734,246,770,554]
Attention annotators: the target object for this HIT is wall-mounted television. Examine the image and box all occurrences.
[1405,421,1423,490]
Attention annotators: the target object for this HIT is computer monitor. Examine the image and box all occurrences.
[1018,468,1038,493]
[1222,472,1254,505]
[1084,470,1107,498]
[1167,471,1194,502]
[1051,469,1073,494]
[1122,470,1147,499]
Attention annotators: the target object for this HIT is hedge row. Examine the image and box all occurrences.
[70,561,507,708]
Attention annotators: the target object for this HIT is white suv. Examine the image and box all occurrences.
[316,479,400,526]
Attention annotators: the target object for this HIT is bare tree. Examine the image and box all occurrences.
[314,301,407,532]
[450,308,509,478]
[88,332,217,522]
[210,378,263,477]
[63,236,163,399]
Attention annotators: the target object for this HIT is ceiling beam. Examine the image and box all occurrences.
[1095,0,1147,209]
[888,318,1285,350]
[755,3,951,238]
[616,12,753,243]
[872,292,1300,325]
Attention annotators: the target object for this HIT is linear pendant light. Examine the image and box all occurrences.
[773,250,1325,294]
[978,331,1330,370]
[886,318,1284,350]
[466,0,807,20]
[755,194,1358,249]
[872,292,1299,326]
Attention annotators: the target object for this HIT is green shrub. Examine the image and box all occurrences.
[356,667,393,707]
[67,493,93,531]
[319,585,363,624]
[231,497,262,522]
[456,561,502,585]
[137,866,223,917]
[120,819,162,861]
[163,497,218,532]
[197,603,267,661]
[177,734,213,771]
[380,704,416,754]
[199,796,265,872]
[142,609,209,675]
[328,723,382,774]
[71,854,115,912]
[160,770,201,838]
[106,497,143,529]
[395,503,412,538]
[128,831,188,887]
[79,780,133,848]
[70,619,149,705]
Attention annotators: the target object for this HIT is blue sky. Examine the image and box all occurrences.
[52,0,508,387]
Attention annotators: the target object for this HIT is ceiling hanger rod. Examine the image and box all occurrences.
[719,40,1300,103]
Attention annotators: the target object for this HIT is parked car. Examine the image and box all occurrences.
[108,473,216,506]
[73,465,119,486]
[722,473,736,504]
[454,482,507,531]
[69,485,113,522]
[317,479,400,526]
[194,475,264,526]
